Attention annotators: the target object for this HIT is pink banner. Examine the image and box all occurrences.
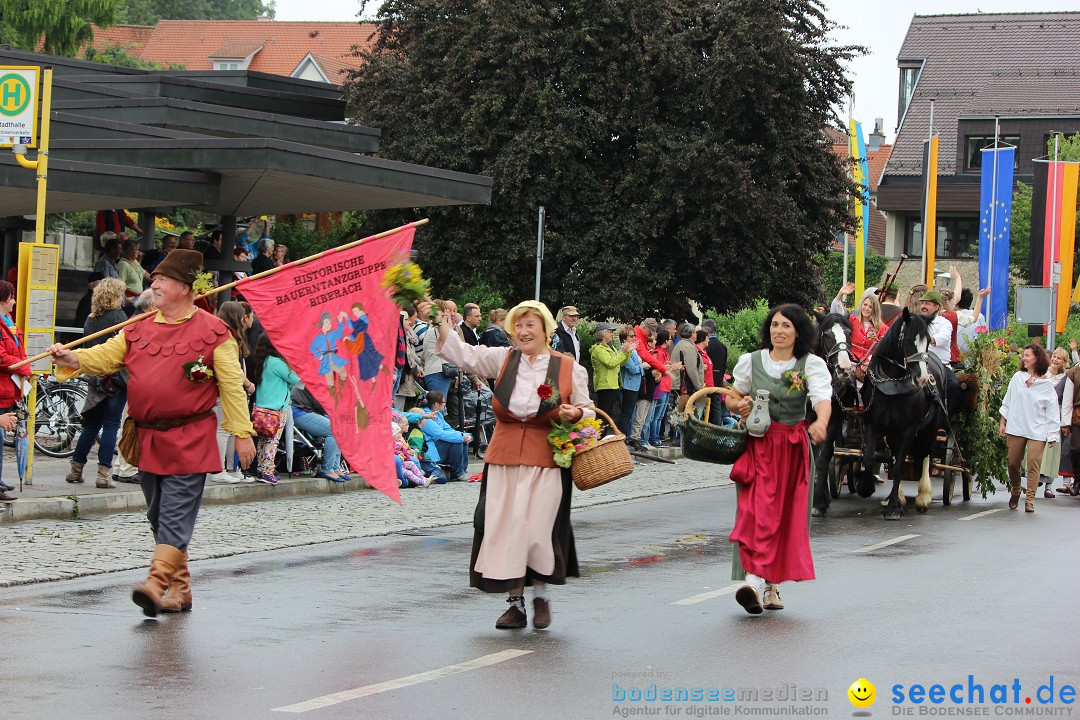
[240,226,417,503]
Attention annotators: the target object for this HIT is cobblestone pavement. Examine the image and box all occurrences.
[0,460,729,587]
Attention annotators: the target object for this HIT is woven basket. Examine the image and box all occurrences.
[571,407,634,491]
[680,387,748,465]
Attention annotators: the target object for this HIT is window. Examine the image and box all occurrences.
[213,61,240,71]
[898,65,921,122]
[964,135,1020,171]
[903,216,980,259]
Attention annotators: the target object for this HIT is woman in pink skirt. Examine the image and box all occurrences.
[427,300,593,630]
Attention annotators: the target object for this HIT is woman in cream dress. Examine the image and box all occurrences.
[429,300,593,630]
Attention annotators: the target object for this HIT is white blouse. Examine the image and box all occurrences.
[732,350,832,407]
[437,329,593,420]
[1000,372,1060,443]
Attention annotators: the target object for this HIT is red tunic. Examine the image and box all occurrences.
[124,310,230,475]
[941,310,961,362]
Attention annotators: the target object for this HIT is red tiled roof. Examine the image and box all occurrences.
[208,39,265,59]
[90,20,379,80]
[91,24,155,49]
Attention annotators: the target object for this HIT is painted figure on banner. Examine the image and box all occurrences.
[340,302,390,390]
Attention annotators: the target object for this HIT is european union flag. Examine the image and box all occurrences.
[978,146,1014,330]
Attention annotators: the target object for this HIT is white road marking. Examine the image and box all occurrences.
[672,583,743,605]
[959,508,1002,521]
[852,534,919,554]
[272,649,533,713]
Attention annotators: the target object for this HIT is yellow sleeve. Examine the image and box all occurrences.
[213,336,255,438]
[56,330,129,381]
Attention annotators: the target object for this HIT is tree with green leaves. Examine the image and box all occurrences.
[84,43,184,69]
[0,0,120,56]
[343,0,861,321]
[117,0,274,24]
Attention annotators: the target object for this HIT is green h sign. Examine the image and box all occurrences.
[0,73,31,117]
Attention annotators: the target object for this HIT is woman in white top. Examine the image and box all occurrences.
[429,300,594,631]
[1037,347,1074,498]
[724,304,831,614]
[999,344,1061,513]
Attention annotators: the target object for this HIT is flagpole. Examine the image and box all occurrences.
[987,117,1000,329]
[1049,133,1061,352]
[922,100,935,283]
[9,219,429,370]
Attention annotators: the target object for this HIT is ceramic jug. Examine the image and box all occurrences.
[745,389,772,438]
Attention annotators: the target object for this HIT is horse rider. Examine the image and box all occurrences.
[917,290,960,414]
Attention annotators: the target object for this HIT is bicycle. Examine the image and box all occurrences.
[4,375,88,458]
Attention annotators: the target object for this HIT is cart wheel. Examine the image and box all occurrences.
[829,458,842,498]
[942,470,953,505]
[962,470,972,501]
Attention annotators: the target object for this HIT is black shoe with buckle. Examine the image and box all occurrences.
[495,596,527,629]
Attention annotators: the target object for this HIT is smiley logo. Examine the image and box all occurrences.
[848,678,876,708]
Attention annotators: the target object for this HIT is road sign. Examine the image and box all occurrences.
[0,66,39,148]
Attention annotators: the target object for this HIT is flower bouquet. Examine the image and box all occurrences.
[547,416,605,469]
[192,269,215,297]
[182,356,214,383]
[781,369,805,395]
[381,256,437,320]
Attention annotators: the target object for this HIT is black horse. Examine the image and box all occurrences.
[855,308,948,520]
[811,311,859,517]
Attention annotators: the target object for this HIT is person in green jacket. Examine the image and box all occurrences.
[590,322,633,426]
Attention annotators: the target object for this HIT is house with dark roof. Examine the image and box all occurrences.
[876,11,1080,267]
[89,20,377,83]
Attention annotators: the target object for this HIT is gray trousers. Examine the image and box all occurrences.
[139,472,207,552]
[630,399,652,440]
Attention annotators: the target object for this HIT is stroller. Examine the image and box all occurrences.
[458,374,495,459]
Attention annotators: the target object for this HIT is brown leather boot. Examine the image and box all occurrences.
[159,551,192,614]
[95,465,116,489]
[132,544,185,617]
[65,461,85,484]
[1008,480,1022,510]
[1025,474,1038,513]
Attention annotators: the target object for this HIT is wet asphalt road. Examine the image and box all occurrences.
[3,483,1079,720]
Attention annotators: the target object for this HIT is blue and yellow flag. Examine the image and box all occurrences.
[848,119,871,298]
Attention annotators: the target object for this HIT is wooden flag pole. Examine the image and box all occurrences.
[9,219,429,371]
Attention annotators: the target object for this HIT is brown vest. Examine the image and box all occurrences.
[484,350,575,468]
[125,309,230,475]
[1067,365,1080,425]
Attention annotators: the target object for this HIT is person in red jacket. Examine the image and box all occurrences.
[95,209,142,245]
[0,280,31,501]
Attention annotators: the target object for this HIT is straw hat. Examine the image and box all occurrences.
[504,300,557,337]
